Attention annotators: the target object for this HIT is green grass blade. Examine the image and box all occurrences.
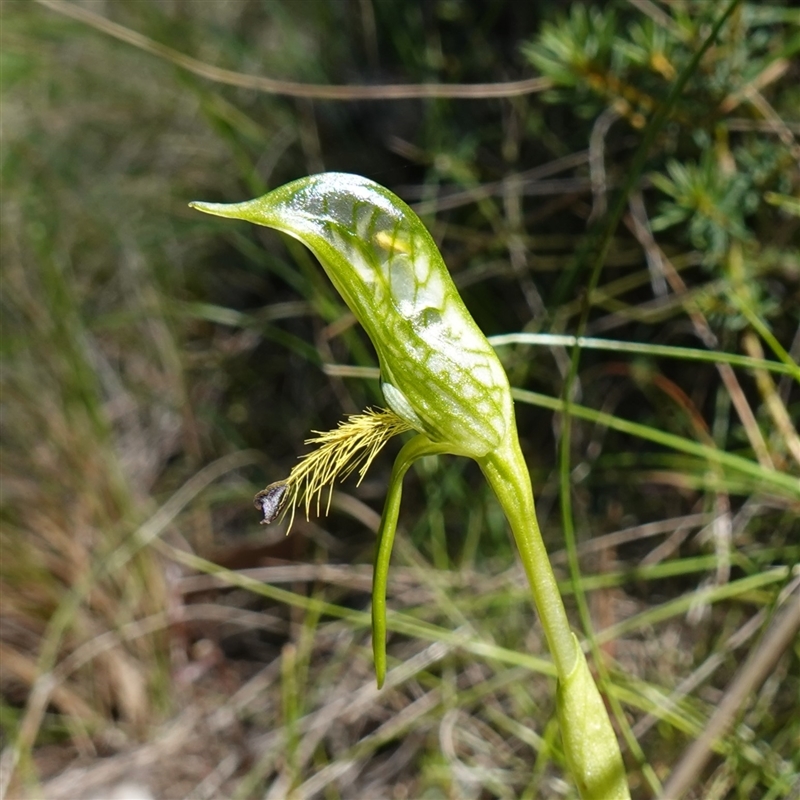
[512,388,800,500]
[490,333,799,379]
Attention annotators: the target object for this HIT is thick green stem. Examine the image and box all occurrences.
[479,435,577,679]
[479,434,630,800]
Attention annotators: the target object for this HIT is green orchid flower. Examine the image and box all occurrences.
[191,173,629,799]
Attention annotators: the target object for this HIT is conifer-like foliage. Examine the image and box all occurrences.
[523,2,799,275]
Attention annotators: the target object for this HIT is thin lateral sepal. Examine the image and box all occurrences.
[372,435,453,688]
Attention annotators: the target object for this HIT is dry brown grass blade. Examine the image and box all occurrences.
[719,58,800,159]
[38,707,205,800]
[0,451,264,799]
[35,0,552,100]
[0,645,99,726]
[742,330,800,468]
[622,209,776,471]
[659,587,800,800]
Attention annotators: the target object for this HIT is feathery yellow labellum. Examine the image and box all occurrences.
[254,408,412,530]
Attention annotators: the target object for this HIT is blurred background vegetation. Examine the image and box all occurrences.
[1,1,798,798]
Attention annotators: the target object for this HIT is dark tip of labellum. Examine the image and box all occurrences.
[254,481,288,525]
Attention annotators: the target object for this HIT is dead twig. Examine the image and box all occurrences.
[35,0,552,101]
[659,586,800,800]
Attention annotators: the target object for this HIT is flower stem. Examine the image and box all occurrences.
[479,434,630,799]
[479,435,577,678]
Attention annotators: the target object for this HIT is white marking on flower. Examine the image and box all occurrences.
[381,382,425,429]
